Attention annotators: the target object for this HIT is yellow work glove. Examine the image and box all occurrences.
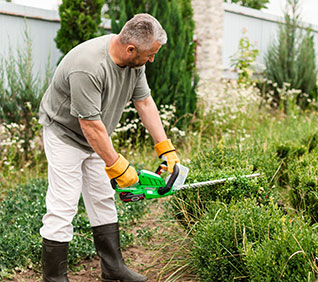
[105,154,138,188]
[154,139,180,174]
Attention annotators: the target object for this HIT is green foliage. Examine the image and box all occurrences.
[109,0,197,124]
[264,0,318,109]
[55,0,104,58]
[0,179,148,278]
[288,149,318,223]
[0,180,45,276]
[244,227,318,281]
[192,199,318,281]
[0,30,50,162]
[227,0,270,10]
[170,147,273,227]
[170,106,318,280]
[230,30,259,85]
[274,141,307,186]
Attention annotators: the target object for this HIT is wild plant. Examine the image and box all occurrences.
[0,30,51,159]
[230,29,259,86]
[264,0,318,108]
[112,101,185,153]
[0,30,51,191]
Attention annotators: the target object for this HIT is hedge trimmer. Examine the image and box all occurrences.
[111,162,260,202]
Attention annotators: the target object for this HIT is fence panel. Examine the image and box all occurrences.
[0,2,61,80]
[223,3,318,77]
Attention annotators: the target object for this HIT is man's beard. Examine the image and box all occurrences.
[127,61,144,69]
[127,55,146,69]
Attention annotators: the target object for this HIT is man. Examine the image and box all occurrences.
[39,13,180,282]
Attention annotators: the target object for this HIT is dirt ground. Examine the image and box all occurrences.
[8,248,163,282]
[5,199,197,282]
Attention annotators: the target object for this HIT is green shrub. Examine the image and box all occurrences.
[288,149,318,223]
[244,227,318,281]
[274,141,307,186]
[303,131,318,153]
[170,148,272,227]
[227,0,270,9]
[192,199,318,281]
[55,0,104,59]
[264,0,318,109]
[0,178,148,278]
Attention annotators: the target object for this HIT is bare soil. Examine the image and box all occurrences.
[5,199,197,282]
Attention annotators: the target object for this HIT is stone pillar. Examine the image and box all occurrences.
[192,0,224,106]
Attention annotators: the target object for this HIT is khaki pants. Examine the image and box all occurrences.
[40,126,118,242]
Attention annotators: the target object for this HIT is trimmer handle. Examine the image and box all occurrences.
[156,161,180,195]
[111,179,117,190]
[111,170,141,190]
[155,160,167,174]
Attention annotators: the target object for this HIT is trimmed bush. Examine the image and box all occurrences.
[245,227,318,281]
[170,148,273,227]
[288,149,318,223]
[192,199,318,281]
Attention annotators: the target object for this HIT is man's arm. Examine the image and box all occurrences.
[133,96,167,144]
[79,118,139,187]
[78,119,118,166]
[134,96,180,173]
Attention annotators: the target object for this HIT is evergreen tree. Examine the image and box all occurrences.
[110,0,197,124]
[226,0,269,10]
[264,0,317,106]
[55,0,104,59]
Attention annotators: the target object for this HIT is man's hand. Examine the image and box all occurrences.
[105,154,139,188]
[154,139,180,174]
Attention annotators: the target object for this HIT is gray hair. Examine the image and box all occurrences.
[119,13,167,50]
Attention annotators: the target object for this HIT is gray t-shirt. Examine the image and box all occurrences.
[39,34,151,153]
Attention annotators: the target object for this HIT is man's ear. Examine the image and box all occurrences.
[126,44,137,55]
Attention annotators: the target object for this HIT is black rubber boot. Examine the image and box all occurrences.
[42,238,69,282]
[92,223,148,282]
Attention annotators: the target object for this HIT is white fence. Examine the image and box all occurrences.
[0,1,317,79]
[0,2,61,80]
[223,2,318,77]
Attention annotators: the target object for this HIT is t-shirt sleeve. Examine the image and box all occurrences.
[132,68,151,101]
[68,72,102,120]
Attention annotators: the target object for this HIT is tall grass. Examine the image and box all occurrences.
[0,30,51,194]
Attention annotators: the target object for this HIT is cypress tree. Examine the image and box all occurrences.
[55,0,104,59]
[264,0,317,107]
[227,0,270,10]
[110,0,197,125]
